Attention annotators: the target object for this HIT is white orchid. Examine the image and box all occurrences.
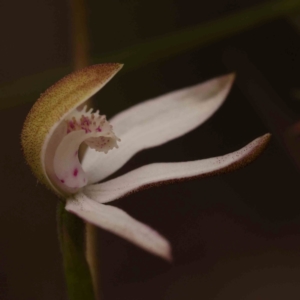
[21,64,270,261]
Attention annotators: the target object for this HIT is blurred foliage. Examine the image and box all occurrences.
[93,0,300,69]
[1,0,300,110]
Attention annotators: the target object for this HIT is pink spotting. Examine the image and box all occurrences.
[60,179,65,183]
[73,168,78,177]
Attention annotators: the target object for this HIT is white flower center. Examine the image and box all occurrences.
[53,106,119,192]
[65,107,119,153]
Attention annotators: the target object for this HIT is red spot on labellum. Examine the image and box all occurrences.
[73,168,78,177]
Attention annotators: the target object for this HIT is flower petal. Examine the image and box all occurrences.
[66,194,172,261]
[83,134,270,204]
[82,73,235,183]
[51,106,119,193]
[21,64,123,196]
[53,130,92,191]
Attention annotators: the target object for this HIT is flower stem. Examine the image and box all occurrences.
[69,0,100,296]
[57,201,96,300]
[69,0,90,70]
[86,223,100,300]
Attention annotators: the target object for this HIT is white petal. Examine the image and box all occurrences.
[66,194,172,261]
[82,73,235,183]
[83,134,270,204]
[52,127,117,193]
[53,130,89,190]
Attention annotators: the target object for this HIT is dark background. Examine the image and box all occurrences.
[1,0,300,299]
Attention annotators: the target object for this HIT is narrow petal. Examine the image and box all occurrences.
[66,194,172,261]
[82,73,235,183]
[83,134,270,204]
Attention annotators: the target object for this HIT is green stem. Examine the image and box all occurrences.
[69,0,100,297]
[57,201,96,300]
[86,223,100,300]
[69,0,90,70]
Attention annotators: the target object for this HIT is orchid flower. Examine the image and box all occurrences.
[21,64,270,261]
